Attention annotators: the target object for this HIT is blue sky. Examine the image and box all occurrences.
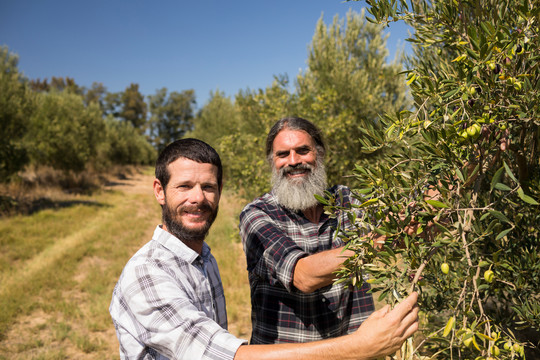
[1,0,411,108]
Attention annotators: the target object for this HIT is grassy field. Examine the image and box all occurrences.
[0,168,251,359]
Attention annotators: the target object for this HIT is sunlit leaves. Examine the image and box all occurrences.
[339,0,539,359]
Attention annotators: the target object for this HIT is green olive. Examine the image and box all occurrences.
[441,263,450,274]
[484,270,494,283]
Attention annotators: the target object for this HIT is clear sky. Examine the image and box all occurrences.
[1,0,411,108]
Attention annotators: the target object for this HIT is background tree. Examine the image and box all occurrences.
[29,76,83,94]
[49,76,83,94]
[331,1,539,359]
[96,114,156,169]
[220,80,297,199]
[84,81,107,110]
[120,83,147,132]
[103,91,122,118]
[188,90,239,150]
[29,78,50,92]
[148,87,196,152]
[0,46,34,182]
[25,91,105,173]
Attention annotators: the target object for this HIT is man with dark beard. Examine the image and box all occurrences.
[239,118,376,345]
[110,138,419,360]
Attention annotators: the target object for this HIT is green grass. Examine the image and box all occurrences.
[0,170,252,358]
[207,192,252,339]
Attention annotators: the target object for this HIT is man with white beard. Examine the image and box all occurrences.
[239,117,376,345]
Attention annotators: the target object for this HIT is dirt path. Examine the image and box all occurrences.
[104,170,155,196]
[0,170,159,360]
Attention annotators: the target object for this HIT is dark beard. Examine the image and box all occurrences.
[162,200,218,245]
[271,157,327,212]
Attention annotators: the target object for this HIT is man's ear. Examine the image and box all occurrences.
[153,178,166,206]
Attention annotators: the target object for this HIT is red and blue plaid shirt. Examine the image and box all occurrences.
[239,185,375,344]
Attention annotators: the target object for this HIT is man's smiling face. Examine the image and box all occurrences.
[156,157,221,247]
[270,128,327,212]
[271,128,318,182]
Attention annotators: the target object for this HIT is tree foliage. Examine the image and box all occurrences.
[189,90,239,150]
[330,1,539,358]
[29,76,84,95]
[98,115,156,168]
[220,82,296,199]
[84,81,107,109]
[0,46,159,185]
[26,91,105,172]
[120,83,147,132]
[0,46,33,182]
[148,88,196,153]
[296,9,410,185]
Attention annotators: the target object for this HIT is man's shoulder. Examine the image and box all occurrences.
[119,227,195,277]
[240,192,277,215]
[117,238,163,275]
[327,184,351,194]
[114,236,200,298]
[326,185,355,204]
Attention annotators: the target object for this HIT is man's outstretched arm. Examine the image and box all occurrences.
[234,292,419,360]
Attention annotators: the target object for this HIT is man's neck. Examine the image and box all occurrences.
[162,224,204,255]
[302,204,324,224]
[185,240,204,255]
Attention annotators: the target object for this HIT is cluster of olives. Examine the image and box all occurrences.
[488,331,525,359]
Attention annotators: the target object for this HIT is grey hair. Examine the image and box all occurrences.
[265,117,326,163]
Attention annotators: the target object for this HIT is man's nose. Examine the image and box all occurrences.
[188,185,205,203]
[288,151,301,166]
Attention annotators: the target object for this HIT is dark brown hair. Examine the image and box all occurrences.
[155,138,222,190]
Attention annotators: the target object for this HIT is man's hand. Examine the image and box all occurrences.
[351,292,419,359]
[234,292,419,360]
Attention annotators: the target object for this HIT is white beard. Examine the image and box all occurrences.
[271,157,327,212]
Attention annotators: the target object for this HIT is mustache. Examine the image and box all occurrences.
[180,203,213,213]
[280,163,314,176]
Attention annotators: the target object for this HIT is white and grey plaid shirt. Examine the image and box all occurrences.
[109,226,246,359]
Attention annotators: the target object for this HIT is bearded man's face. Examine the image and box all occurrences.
[158,158,220,245]
[270,129,327,212]
[162,195,218,244]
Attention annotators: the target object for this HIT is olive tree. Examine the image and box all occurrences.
[26,91,105,173]
[329,0,539,359]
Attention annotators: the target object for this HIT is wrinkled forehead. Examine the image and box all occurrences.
[273,129,315,151]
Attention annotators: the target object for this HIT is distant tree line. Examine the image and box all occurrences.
[1,46,198,182]
[2,9,409,195]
